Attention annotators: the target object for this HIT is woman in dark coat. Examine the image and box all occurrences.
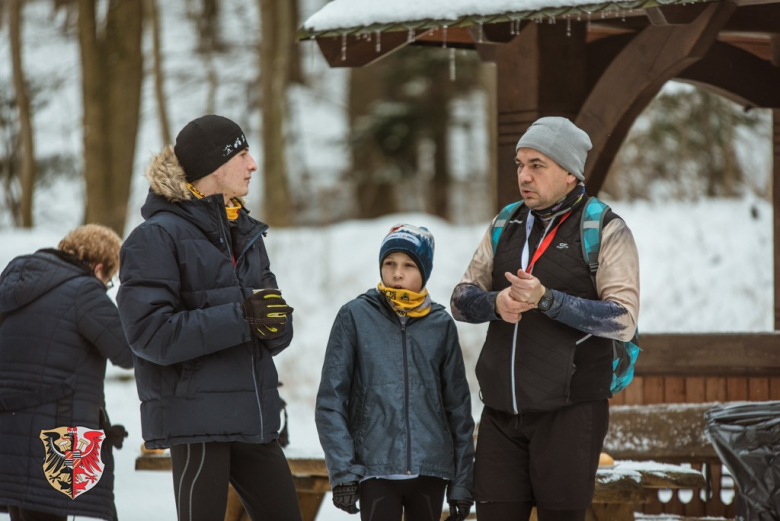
[0,224,133,521]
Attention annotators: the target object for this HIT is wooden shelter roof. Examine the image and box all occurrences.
[301,0,779,64]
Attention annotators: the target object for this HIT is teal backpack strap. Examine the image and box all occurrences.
[579,197,610,279]
[579,197,641,395]
[491,200,524,256]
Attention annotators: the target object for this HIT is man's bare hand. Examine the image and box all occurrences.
[505,270,545,305]
[495,287,535,323]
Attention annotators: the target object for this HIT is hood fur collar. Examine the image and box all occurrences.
[145,145,193,203]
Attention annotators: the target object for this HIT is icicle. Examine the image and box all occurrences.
[511,19,516,33]
[442,25,448,48]
[601,10,606,18]
[577,12,582,22]
[407,28,415,42]
[309,36,316,69]
[449,47,456,81]
[375,30,381,53]
[566,15,571,37]
[621,9,626,22]
[341,33,347,61]
[477,22,484,43]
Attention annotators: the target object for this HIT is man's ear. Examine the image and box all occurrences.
[93,263,105,280]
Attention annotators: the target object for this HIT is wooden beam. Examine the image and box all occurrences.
[775,110,780,330]
[492,22,590,209]
[576,1,737,194]
[316,30,429,68]
[676,41,780,109]
[636,333,780,376]
[646,3,710,25]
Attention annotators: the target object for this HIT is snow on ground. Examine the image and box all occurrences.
[0,195,773,520]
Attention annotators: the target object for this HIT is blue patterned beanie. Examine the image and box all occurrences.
[379,224,435,288]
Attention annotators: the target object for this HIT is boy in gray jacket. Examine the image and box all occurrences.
[316,224,475,521]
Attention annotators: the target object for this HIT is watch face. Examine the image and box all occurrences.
[539,297,552,310]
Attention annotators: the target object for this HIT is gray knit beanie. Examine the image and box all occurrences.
[515,117,592,181]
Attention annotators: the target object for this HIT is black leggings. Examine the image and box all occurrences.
[170,440,302,521]
[359,476,447,521]
[476,502,586,521]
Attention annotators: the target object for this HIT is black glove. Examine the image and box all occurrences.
[443,500,473,521]
[332,482,359,514]
[242,289,293,340]
[105,424,128,449]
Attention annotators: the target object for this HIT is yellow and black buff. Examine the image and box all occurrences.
[187,183,242,220]
[377,282,432,318]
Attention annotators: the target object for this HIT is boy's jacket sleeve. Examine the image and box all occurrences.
[315,307,366,485]
[441,319,475,501]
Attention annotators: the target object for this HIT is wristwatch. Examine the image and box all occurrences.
[537,287,554,312]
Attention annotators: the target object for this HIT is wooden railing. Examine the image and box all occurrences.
[607,333,780,519]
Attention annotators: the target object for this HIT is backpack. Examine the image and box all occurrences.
[490,197,640,395]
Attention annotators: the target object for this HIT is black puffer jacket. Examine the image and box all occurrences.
[0,249,133,521]
[117,145,293,449]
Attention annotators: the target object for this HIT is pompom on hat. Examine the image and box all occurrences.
[173,115,248,182]
[515,117,592,181]
[379,224,435,288]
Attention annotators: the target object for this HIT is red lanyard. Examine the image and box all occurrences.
[527,211,572,273]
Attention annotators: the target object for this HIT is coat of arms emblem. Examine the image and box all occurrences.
[39,427,105,499]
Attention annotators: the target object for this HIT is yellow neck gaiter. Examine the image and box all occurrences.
[187,183,242,221]
[377,282,432,318]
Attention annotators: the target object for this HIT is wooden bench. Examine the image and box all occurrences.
[602,402,732,520]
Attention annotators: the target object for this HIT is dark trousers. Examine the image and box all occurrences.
[476,502,586,520]
[170,440,302,521]
[7,507,66,521]
[359,476,447,521]
[474,400,609,520]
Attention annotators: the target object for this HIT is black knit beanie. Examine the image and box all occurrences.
[173,115,248,182]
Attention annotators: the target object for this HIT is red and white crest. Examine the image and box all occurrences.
[40,426,105,499]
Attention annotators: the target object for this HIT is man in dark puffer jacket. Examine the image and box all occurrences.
[0,224,133,521]
[117,115,301,521]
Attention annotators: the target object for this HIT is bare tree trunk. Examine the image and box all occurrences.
[79,0,144,235]
[258,0,294,226]
[147,0,171,145]
[10,0,36,228]
[348,63,399,218]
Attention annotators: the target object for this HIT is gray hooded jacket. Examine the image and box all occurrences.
[315,289,474,502]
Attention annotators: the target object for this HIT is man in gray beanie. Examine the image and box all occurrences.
[451,117,640,521]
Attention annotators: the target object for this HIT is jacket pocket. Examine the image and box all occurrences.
[174,361,195,398]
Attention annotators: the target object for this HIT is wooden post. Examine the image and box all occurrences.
[774,108,780,330]
[488,22,589,210]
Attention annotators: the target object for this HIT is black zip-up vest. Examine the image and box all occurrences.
[475,199,614,413]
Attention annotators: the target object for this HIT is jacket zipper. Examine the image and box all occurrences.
[251,350,265,440]
[512,214,557,415]
[401,324,412,474]
[215,200,268,439]
[214,199,233,260]
[511,322,520,414]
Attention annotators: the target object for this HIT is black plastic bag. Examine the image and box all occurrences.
[704,401,780,521]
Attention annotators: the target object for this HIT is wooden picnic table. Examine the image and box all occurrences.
[136,453,705,521]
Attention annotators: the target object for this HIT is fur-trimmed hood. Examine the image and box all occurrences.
[145,145,193,203]
[145,145,247,209]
